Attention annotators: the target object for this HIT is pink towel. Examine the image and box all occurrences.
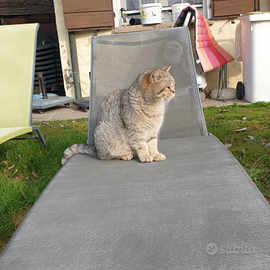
[172,6,234,72]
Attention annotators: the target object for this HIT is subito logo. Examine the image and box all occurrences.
[206,243,218,255]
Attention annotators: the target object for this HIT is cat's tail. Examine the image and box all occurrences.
[61,144,96,166]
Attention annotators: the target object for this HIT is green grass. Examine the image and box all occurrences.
[203,102,270,200]
[0,102,269,251]
[0,119,88,250]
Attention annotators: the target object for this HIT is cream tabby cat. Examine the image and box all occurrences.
[61,66,175,165]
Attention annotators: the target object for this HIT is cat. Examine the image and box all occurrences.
[61,66,175,165]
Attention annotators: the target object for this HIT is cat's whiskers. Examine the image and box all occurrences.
[169,94,182,107]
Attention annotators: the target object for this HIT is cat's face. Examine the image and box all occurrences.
[141,66,175,103]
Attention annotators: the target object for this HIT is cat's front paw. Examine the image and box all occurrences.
[153,153,166,162]
[120,154,133,161]
[139,154,153,163]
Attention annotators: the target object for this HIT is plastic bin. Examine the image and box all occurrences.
[236,12,270,103]
[139,3,162,25]
[171,3,190,21]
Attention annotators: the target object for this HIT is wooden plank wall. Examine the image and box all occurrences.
[0,0,54,16]
[212,0,258,18]
[0,0,56,39]
[62,0,114,31]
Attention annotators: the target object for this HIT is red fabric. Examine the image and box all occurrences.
[172,6,234,72]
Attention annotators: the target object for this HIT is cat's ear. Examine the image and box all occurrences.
[161,65,171,72]
[149,69,162,84]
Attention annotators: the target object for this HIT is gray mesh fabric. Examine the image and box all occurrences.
[1,27,270,269]
[88,27,207,144]
[1,136,270,269]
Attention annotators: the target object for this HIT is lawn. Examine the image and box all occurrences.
[203,102,270,200]
[0,102,269,251]
[0,119,89,250]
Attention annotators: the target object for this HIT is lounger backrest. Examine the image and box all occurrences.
[0,24,39,128]
[88,27,207,144]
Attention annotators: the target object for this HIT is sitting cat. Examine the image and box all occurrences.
[61,66,175,165]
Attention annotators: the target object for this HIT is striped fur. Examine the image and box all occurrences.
[61,144,95,165]
[61,66,175,165]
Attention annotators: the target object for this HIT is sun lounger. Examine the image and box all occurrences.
[0,23,46,147]
[1,27,270,269]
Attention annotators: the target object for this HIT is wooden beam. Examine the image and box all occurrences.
[212,0,255,18]
[0,0,54,16]
[64,11,114,30]
[62,0,112,14]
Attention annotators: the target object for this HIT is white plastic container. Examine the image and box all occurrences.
[237,13,270,102]
[171,3,190,21]
[139,3,162,25]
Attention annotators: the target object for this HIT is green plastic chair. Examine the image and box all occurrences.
[0,23,46,147]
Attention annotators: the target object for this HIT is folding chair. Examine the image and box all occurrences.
[0,24,46,147]
[1,27,270,269]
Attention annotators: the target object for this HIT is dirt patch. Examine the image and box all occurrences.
[264,196,270,204]
[0,207,31,253]
[0,238,10,253]
[11,207,31,228]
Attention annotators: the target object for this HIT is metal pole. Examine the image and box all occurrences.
[38,72,48,99]
[222,64,227,89]
[69,32,82,100]
[202,0,208,19]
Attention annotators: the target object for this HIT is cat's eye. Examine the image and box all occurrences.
[167,86,171,89]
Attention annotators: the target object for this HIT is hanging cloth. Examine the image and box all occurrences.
[172,6,234,72]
